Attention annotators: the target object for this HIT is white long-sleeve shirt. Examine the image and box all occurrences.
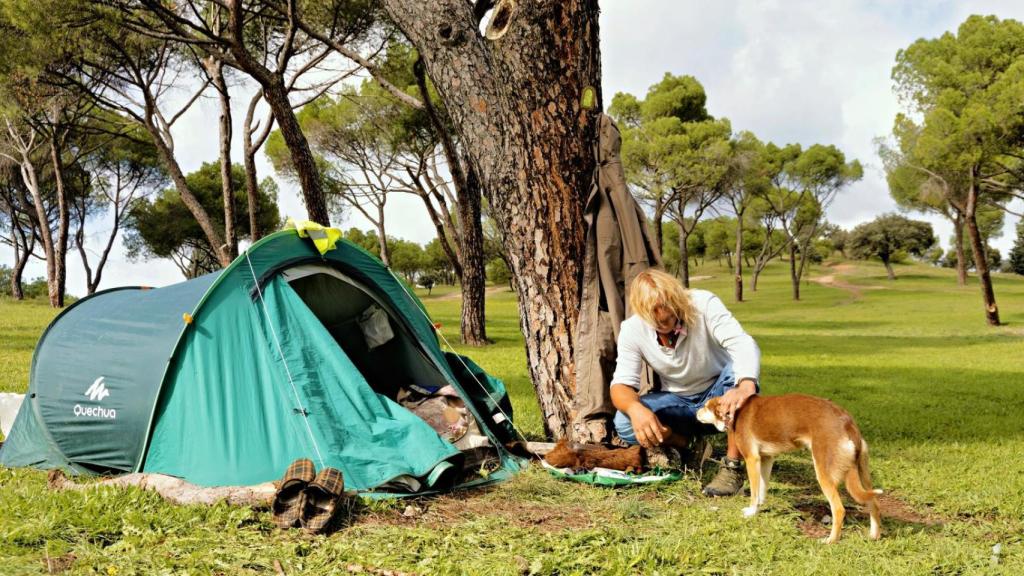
[610,289,760,396]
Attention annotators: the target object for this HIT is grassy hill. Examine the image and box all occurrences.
[1,259,1023,575]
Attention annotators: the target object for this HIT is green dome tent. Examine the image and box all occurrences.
[0,229,521,493]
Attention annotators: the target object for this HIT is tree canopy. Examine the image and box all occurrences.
[848,214,935,279]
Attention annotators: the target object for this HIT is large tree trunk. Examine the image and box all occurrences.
[261,82,329,226]
[965,177,999,326]
[208,58,238,260]
[734,216,744,302]
[953,212,967,287]
[384,0,601,439]
[457,163,488,345]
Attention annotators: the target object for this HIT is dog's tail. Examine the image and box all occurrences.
[845,438,883,503]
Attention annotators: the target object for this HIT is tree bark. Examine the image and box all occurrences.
[457,163,488,345]
[965,175,1000,326]
[652,200,666,256]
[953,212,968,287]
[208,57,238,260]
[261,81,329,227]
[413,60,485,344]
[734,215,744,302]
[17,152,57,305]
[7,203,28,300]
[882,256,896,280]
[375,204,390,267]
[148,126,231,267]
[383,0,602,439]
[789,242,800,300]
[49,137,69,307]
[678,221,691,288]
[243,92,273,243]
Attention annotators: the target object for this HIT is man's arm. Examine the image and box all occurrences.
[609,322,669,447]
[704,295,761,418]
[611,383,669,448]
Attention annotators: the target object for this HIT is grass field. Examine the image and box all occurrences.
[1,258,1023,575]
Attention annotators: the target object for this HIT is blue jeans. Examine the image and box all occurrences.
[614,365,738,445]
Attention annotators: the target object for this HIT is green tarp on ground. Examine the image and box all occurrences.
[0,230,521,492]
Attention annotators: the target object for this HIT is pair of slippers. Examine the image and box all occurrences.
[272,459,347,533]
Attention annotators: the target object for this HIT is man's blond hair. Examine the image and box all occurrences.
[628,269,698,329]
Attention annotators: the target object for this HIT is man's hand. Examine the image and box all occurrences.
[627,404,671,448]
[719,378,757,422]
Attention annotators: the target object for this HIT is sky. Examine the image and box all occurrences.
[4,0,1024,294]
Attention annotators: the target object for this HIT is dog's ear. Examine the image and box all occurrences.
[713,400,734,430]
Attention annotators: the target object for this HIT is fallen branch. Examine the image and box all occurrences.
[47,470,277,508]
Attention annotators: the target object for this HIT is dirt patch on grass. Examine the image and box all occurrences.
[357,495,596,532]
[811,264,886,302]
[41,553,75,574]
[793,492,944,539]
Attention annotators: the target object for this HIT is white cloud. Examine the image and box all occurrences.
[601,0,1024,254]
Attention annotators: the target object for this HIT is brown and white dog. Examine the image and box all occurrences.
[696,394,882,544]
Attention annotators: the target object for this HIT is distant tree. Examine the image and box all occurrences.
[720,131,770,301]
[124,163,280,278]
[388,237,425,283]
[1009,219,1024,275]
[611,73,710,256]
[485,257,512,288]
[702,216,735,268]
[821,224,850,258]
[762,143,862,300]
[848,214,935,279]
[889,15,1024,325]
[342,227,381,258]
[417,273,435,295]
[73,121,166,294]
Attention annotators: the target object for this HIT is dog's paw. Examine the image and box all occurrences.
[742,506,758,518]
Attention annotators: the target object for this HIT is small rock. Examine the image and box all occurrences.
[991,543,1003,566]
[402,505,422,518]
[822,515,832,526]
[514,556,529,574]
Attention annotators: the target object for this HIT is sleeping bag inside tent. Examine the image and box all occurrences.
[0,228,522,494]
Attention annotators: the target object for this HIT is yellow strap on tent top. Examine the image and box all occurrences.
[287,219,342,255]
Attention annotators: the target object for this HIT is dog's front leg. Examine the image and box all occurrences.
[742,454,761,518]
[758,456,774,507]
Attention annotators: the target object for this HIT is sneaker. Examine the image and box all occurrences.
[702,458,745,497]
[644,446,683,470]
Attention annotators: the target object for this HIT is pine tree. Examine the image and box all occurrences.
[1009,220,1024,276]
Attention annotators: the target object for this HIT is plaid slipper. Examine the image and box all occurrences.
[272,458,316,529]
[301,467,345,534]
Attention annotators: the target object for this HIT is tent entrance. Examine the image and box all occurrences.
[283,265,500,489]
[283,264,449,401]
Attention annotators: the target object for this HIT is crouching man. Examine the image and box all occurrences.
[610,269,760,496]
